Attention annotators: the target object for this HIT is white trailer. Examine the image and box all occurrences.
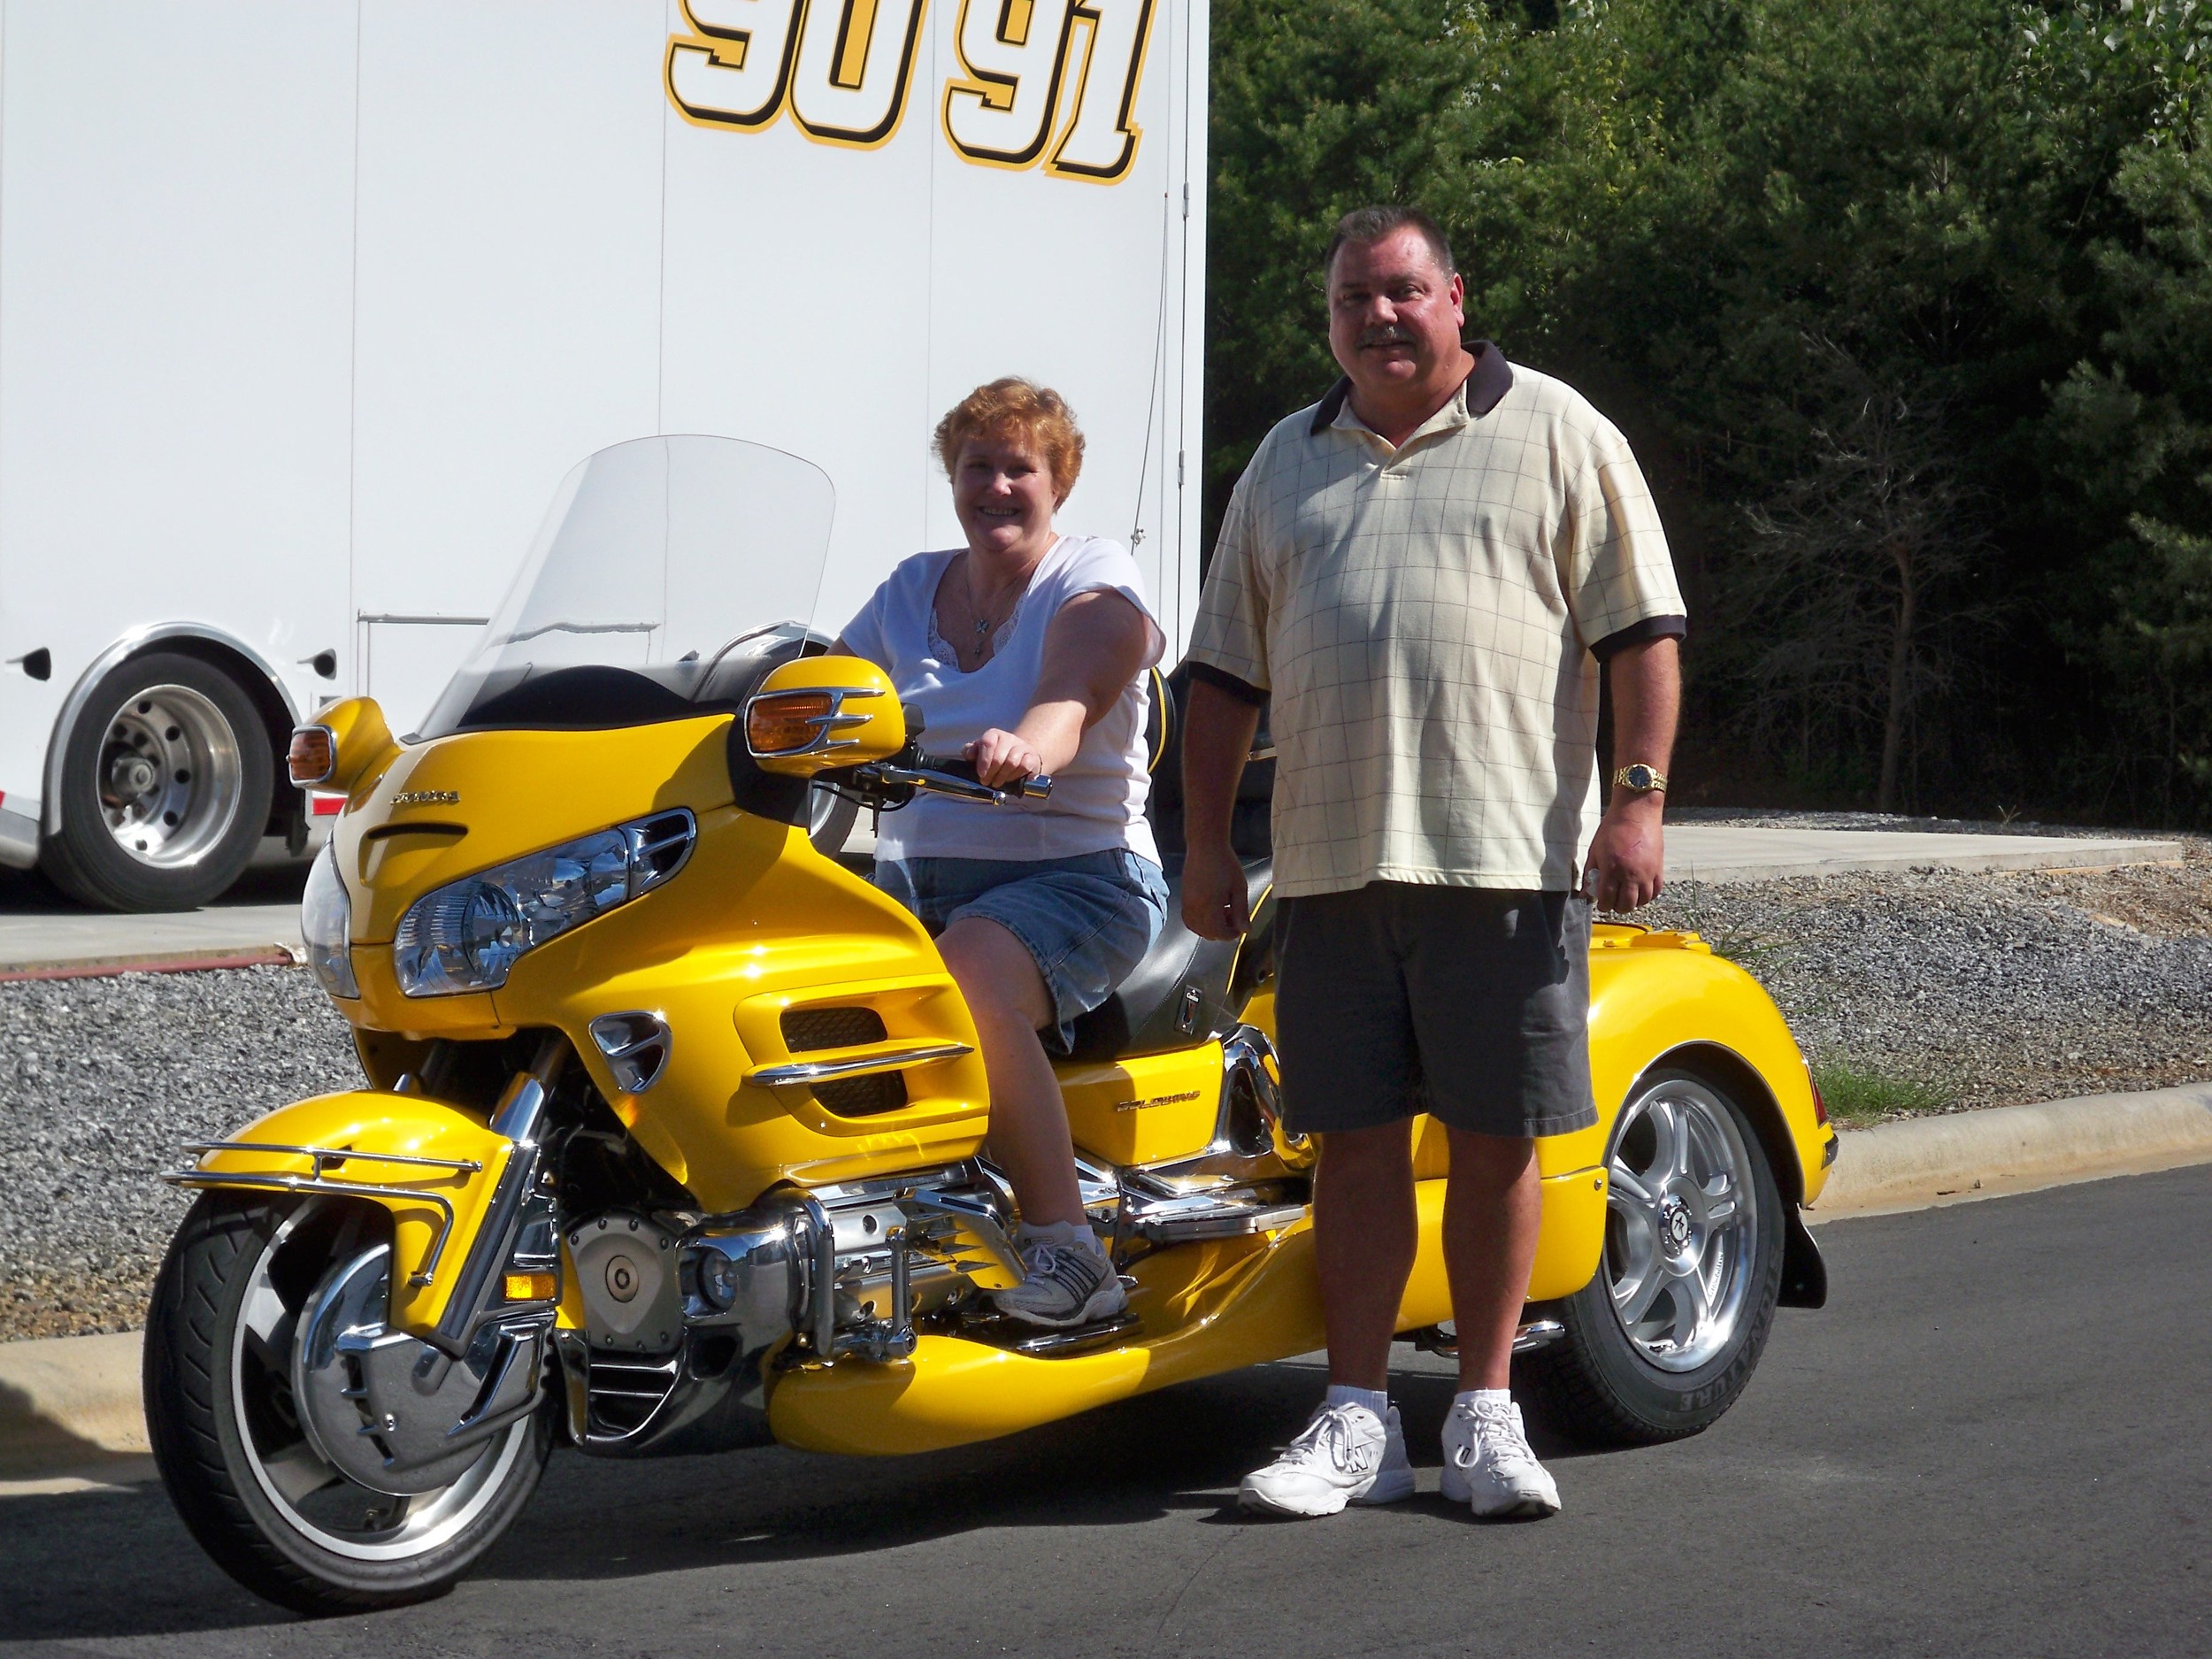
[0,0,1207,908]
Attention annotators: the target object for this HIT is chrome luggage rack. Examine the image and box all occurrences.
[160,1139,486,1287]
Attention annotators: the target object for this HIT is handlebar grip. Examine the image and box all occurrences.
[918,753,1053,801]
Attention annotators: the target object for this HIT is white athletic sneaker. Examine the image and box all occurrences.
[1440,1396,1561,1518]
[990,1229,1127,1328]
[1239,1402,1417,1517]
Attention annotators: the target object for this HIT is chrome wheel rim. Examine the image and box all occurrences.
[1603,1077,1760,1372]
[229,1203,531,1563]
[98,684,243,869]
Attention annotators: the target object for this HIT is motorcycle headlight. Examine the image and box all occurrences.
[301,841,358,1000]
[393,809,695,997]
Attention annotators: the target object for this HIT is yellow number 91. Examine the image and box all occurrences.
[667,0,1156,181]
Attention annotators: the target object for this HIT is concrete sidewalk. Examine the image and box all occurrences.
[1667,825,2181,885]
[0,825,2183,975]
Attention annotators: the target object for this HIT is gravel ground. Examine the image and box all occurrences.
[0,966,360,1341]
[1636,832,2212,1118]
[4,825,2208,1344]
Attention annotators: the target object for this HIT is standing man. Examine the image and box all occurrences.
[1181,205,1684,1520]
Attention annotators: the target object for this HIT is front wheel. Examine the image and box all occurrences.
[144,1194,554,1615]
[1519,1069,1785,1446]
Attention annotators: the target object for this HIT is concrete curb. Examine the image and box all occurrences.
[4,1083,2209,1482]
[1806,1080,2212,1219]
[0,1331,147,1479]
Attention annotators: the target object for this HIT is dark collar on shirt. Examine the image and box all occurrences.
[1309,339,1514,436]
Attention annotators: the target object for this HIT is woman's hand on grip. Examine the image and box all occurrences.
[964,727,1047,788]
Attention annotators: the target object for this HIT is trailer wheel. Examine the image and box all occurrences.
[808,783,859,858]
[42,650,274,911]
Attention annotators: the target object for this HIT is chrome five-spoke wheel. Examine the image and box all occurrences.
[1519,1067,1786,1446]
[1603,1076,1761,1371]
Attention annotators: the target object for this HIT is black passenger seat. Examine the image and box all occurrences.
[1064,665,1276,1062]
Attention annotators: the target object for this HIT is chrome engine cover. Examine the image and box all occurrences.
[570,1210,683,1354]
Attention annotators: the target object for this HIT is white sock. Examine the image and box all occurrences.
[1454,1387,1512,1412]
[1325,1383,1390,1420]
[1019,1218,1104,1256]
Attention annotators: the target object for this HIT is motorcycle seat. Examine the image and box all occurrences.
[1063,856,1273,1063]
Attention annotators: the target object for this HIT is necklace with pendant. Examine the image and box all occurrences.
[964,565,1025,657]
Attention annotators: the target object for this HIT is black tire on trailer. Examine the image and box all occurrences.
[1517,1068,1786,1447]
[144,1193,555,1616]
[808,782,859,858]
[41,649,274,911]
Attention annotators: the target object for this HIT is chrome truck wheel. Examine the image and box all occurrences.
[145,1195,553,1615]
[1519,1070,1785,1446]
[42,650,273,910]
[807,779,858,858]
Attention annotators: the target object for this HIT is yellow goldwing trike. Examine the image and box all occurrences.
[145,436,1836,1613]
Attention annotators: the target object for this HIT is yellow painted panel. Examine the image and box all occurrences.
[1057,1044,1224,1165]
[495,805,991,1212]
[189,1091,511,1334]
[338,717,738,942]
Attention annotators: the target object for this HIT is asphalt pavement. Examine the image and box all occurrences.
[2,1165,2205,1657]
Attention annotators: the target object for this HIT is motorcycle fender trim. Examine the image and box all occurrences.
[182,1090,514,1333]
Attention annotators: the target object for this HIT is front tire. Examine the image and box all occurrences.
[42,650,274,910]
[145,1194,553,1615]
[1519,1069,1785,1447]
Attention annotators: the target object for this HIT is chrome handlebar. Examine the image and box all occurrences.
[861,755,1053,805]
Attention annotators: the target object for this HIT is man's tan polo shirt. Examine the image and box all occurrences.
[1185,343,1685,898]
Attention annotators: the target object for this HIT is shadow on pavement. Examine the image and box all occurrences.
[0,1360,1606,1640]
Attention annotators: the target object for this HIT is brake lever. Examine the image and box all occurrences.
[857,757,1053,804]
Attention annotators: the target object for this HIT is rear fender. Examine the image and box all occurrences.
[167,1090,516,1335]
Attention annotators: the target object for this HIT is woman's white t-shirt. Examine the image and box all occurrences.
[840,534,1164,864]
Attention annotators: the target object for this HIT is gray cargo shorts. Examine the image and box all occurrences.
[1274,881,1597,1140]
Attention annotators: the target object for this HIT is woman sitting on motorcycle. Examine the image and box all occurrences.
[837,378,1168,1327]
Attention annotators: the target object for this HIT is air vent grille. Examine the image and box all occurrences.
[813,1071,909,1118]
[781,1006,887,1052]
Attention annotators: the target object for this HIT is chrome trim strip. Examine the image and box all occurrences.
[160,1170,460,1286]
[43,622,303,835]
[744,685,887,759]
[746,1041,974,1088]
[180,1140,484,1177]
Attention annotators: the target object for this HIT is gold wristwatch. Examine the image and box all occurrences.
[1613,763,1668,794]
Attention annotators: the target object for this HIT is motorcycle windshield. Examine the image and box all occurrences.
[419,436,836,739]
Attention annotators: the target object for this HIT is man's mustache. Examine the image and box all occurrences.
[1357,326,1415,349]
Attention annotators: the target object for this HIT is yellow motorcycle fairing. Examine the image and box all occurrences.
[328,718,995,1213]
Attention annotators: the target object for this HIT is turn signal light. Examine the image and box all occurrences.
[747,691,834,756]
[503,1271,557,1302]
[288,725,335,785]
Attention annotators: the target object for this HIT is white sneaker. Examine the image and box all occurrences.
[1440,1396,1561,1517]
[990,1230,1127,1328]
[1239,1402,1417,1517]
